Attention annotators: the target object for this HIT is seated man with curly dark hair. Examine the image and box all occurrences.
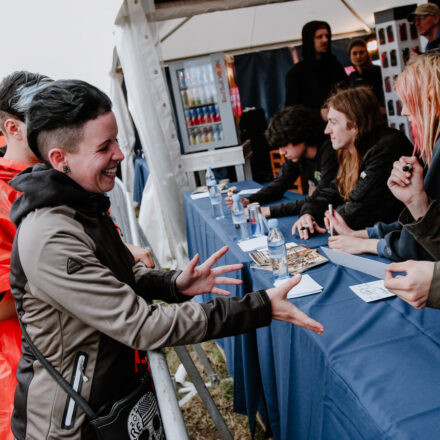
[226,105,338,218]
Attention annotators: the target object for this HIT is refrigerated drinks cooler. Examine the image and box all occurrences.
[169,53,240,153]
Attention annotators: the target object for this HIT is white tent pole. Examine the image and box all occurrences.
[114,0,190,269]
[339,0,373,34]
[160,17,192,43]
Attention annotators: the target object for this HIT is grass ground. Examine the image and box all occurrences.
[165,341,267,440]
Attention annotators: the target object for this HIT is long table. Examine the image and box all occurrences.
[184,181,440,440]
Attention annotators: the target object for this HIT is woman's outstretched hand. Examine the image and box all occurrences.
[266,275,325,334]
[176,246,243,297]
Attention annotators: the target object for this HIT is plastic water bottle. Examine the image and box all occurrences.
[267,219,289,280]
[231,194,250,241]
[205,166,215,189]
[209,179,225,219]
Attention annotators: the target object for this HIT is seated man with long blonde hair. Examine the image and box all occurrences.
[291,86,413,240]
[327,54,440,264]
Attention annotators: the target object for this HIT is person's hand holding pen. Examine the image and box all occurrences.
[387,156,429,219]
[324,208,377,254]
[291,213,326,240]
[324,208,356,236]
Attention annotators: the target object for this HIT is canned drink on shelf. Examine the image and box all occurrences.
[206,126,214,142]
[180,90,189,107]
[194,128,202,144]
[196,107,203,125]
[184,110,191,127]
[202,106,210,124]
[248,203,263,236]
[214,104,221,122]
[189,129,196,145]
[190,109,197,126]
[186,89,194,107]
[177,70,186,88]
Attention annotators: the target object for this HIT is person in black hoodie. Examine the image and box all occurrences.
[285,20,347,118]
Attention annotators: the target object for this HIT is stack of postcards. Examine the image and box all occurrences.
[249,243,328,274]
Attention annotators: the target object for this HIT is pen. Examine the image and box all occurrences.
[403,164,413,172]
[329,204,334,237]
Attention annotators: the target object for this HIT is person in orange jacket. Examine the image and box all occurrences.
[0,71,52,439]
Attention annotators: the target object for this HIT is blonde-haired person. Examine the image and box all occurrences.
[292,86,412,239]
[327,54,440,264]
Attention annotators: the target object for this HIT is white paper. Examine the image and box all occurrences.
[274,274,323,298]
[238,188,260,196]
[320,247,388,280]
[349,280,395,302]
[190,191,210,200]
[237,235,267,252]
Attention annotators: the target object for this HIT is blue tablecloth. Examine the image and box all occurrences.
[184,181,440,440]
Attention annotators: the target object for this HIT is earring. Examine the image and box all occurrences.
[63,165,71,173]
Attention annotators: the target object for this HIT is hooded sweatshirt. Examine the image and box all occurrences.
[285,21,347,110]
[9,164,271,439]
[0,150,28,440]
[0,156,28,292]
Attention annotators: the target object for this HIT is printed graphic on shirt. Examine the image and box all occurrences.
[314,171,321,182]
[128,391,164,439]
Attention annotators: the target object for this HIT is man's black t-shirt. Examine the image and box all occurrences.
[248,138,338,217]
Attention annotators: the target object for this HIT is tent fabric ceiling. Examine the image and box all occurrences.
[155,0,417,61]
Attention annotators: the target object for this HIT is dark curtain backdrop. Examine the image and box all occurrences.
[234,48,294,121]
[234,40,351,123]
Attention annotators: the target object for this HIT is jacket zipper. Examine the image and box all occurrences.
[62,352,89,429]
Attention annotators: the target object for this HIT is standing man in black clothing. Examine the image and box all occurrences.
[226,105,338,218]
[285,21,346,118]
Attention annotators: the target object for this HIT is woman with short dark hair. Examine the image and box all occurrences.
[8,79,324,439]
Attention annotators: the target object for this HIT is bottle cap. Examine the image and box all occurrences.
[232,194,240,201]
[268,219,278,228]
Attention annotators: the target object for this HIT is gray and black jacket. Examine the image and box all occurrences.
[9,164,271,439]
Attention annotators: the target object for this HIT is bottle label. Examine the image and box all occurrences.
[232,212,246,225]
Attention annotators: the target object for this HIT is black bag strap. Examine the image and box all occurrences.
[17,313,97,419]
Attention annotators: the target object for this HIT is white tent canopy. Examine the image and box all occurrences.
[114,0,420,268]
[154,0,411,61]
